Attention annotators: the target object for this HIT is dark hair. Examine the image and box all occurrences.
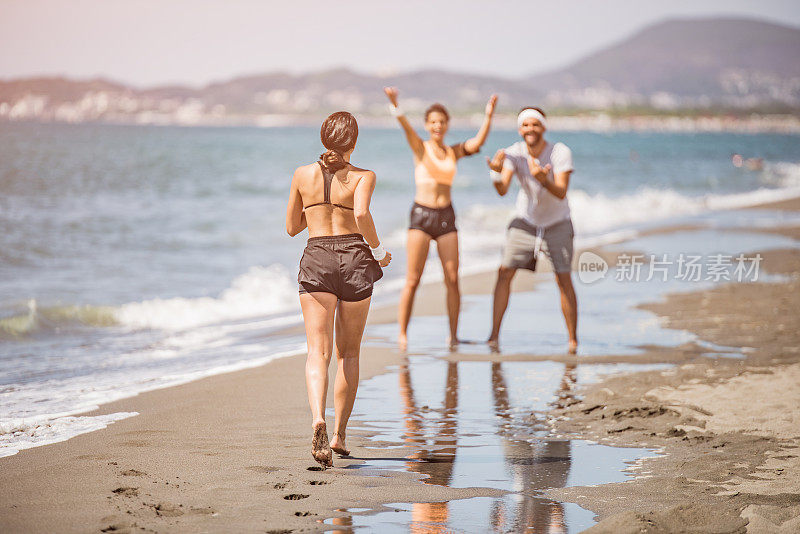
[519,106,547,117]
[424,103,450,122]
[319,111,358,173]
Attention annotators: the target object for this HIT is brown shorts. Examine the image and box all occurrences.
[408,202,457,239]
[298,233,383,302]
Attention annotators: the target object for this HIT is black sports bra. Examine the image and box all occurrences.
[303,162,354,211]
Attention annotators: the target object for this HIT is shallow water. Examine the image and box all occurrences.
[317,217,800,531]
[3,122,800,456]
[324,497,595,533]
[326,354,659,532]
[367,222,799,358]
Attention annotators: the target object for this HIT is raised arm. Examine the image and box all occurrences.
[384,86,424,160]
[285,168,307,236]
[487,149,515,196]
[354,171,391,267]
[458,94,497,158]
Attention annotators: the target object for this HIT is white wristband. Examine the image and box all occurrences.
[490,170,502,183]
[389,104,404,117]
[370,243,387,261]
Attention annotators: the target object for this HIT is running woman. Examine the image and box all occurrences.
[384,87,497,350]
[286,111,392,468]
[487,107,578,354]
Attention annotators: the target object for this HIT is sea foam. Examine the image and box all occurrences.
[455,182,800,263]
[0,412,138,458]
[115,264,298,331]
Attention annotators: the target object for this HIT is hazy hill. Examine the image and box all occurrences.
[135,67,532,114]
[530,18,800,106]
[1,17,798,124]
[0,77,130,104]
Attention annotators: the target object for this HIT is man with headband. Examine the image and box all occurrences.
[486,107,578,354]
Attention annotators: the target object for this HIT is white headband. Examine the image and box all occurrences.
[517,109,547,129]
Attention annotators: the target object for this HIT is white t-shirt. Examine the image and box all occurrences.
[501,141,574,228]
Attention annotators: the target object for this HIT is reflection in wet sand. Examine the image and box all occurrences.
[330,356,654,532]
[393,357,577,533]
[488,362,573,533]
[326,509,353,528]
[398,359,458,531]
[399,360,459,483]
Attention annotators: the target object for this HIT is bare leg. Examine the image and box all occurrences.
[398,229,432,350]
[436,231,460,347]
[555,271,578,353]
[330,296,371,455]
[488,266,516,348]
[300,292,338,467]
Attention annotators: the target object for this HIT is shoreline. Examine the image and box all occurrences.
[1,196,798,532]
[543,198,800,532]
[4,114,800,134]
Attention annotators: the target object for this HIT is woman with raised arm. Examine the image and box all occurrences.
[286,111,391,468]
[383,87,497,350]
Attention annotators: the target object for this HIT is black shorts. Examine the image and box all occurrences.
[298,234,383,302]
[408,202,457,239]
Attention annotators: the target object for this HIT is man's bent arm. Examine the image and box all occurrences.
[540,170,572,199]
[493,166,515,196]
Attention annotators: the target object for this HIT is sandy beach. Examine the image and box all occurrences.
[4,5,800,532]
[2,197,799,533]
[545,199,800,532]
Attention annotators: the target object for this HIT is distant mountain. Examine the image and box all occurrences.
[0,77,130,103]
[1,17,798,125]
[530,18,800,108]
[149,67,532,115]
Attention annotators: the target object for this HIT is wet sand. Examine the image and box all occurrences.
[1,198,799,532]
[546,198,800,532]
[0,344,510,532]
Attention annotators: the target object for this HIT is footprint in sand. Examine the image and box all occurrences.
[308,480,329,485]
[153,501,184,517]
[100,522,136,533]
[294,511,313,516]
[283,494,309,500]
[111,487,139,497]
[273,482,287,489]
[120,469,146,477]
[100,515,137,533]
[306,466,325,472]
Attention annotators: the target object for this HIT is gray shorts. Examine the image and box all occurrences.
[501,218,574,273]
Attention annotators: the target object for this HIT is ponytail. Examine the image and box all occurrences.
[319,149,347,173]
[319,111,358,173]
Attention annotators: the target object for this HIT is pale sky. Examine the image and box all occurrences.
[3,0,799,88]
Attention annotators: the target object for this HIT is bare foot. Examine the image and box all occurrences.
[398,332,408,351]
[447,336,459,351]
[568,340,578,355]
[311,422,332,468]
[487,337,499,353]
[330,432,350,456]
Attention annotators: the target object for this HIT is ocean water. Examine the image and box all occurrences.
[2,121,800,455]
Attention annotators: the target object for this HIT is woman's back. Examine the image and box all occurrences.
[297,162,371,238]
[288,109,390,469]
